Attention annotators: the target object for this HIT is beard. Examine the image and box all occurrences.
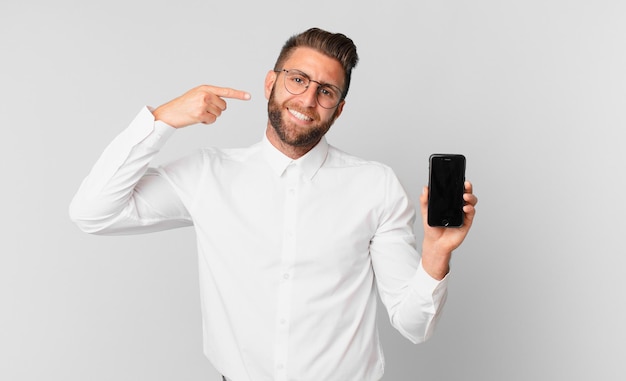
[267,86,338,148]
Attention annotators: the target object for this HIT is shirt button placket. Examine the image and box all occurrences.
[274,163,299,381]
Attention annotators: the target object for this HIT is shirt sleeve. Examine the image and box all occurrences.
[69,106,194,235]
[369,167,449,344]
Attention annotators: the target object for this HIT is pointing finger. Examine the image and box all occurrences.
[202,85,251,101]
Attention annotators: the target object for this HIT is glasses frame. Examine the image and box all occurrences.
[274,69,344,109]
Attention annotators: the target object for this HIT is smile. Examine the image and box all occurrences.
[288,108,313,122]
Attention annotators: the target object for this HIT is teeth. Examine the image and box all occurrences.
[289,109,312,121]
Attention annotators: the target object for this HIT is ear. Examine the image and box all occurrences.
[333,99,346,120]
[264,70,277,99]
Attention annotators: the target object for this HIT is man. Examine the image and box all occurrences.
[70,28,477,381]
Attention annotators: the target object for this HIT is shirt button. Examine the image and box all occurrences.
[283,273,290,280]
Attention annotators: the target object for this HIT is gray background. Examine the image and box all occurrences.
[1,0,624,380]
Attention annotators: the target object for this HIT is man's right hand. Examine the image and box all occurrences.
[152,85,251,128]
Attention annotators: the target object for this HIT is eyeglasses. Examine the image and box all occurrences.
[275,69,344,109]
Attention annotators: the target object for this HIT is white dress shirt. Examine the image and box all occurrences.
[69,107,449,381]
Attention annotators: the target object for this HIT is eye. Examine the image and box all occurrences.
[319,86,339,99]
[288,73,308,86]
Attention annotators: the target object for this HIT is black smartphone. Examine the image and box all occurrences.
[428,154,466,227]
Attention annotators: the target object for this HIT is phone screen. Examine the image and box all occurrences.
[428,154,466,227]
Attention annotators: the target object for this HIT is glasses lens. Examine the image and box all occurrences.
[284,71,308,95]
[316,86,341,109]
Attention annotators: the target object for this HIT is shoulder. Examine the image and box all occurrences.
[325,144,396,176]
[198,141,264,163]
[323,145,407,198]
[161,141,262,176]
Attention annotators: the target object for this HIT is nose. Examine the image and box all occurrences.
[299,84,319,108]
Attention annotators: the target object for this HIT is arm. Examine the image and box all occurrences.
[370,172,477,344]
[69,85,251,235]
[369,173,445,344]
[69,107,187,234]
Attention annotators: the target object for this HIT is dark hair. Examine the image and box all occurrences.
[273,27,359,99]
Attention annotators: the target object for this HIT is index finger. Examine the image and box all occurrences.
[463,181,478,206]
[203,85,251,101]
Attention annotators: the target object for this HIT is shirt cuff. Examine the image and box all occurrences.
[131,106,176,149]
[414,259,449,302]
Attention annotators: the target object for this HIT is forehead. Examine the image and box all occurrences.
[282,47,345,87]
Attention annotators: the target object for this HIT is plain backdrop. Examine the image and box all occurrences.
[1,0,625,380]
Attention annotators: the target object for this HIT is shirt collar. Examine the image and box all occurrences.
[262,135,329,180]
